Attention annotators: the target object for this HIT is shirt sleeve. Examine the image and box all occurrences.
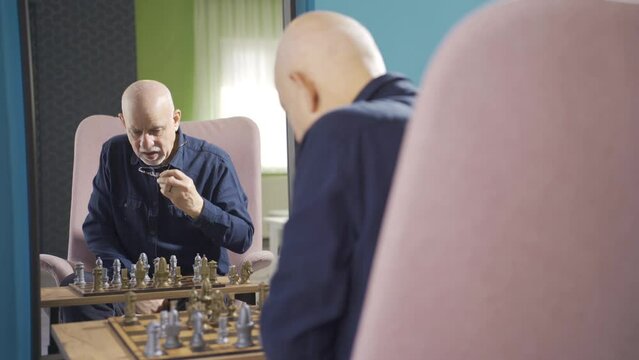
[191,156,254,254]
[260,130,354,359]
[83,143,134,272]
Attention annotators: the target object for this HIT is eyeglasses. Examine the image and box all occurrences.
[137,141,187,178]
[138,165,170,178]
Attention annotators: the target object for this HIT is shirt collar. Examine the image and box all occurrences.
[129,128,188,170]
[353,72,408,102]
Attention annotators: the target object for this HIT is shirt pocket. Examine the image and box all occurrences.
[121,197,143,224]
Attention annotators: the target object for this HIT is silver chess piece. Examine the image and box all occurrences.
[73,262,86,286]
[235,303,255,348]
[139,252,151,283]
[129,265,137,287]
[144,321,164,357]
[193,253,202,283]
[217,315,229,344]
[159,310,169,338]
[169,255,177,279]
[111,259,122,287]
[164,308,182,349]
[189,311,206,352]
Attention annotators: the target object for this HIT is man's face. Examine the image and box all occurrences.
[121,110,180,166]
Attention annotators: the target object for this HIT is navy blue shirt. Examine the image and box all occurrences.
[83,128,253,275]
[261,74,417,360]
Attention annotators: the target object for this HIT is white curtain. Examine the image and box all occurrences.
[194,0,286,171]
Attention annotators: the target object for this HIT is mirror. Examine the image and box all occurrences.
[23,0,294,355]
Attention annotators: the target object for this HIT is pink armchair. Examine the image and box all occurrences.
[352,0,639,359]
[40,115,273,285]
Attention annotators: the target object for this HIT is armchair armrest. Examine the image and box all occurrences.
[40,254,74,287]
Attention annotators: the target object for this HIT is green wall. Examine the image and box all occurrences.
[135,0,196,120]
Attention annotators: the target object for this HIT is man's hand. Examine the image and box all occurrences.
[135,299,165,314]
[157,169,205,219]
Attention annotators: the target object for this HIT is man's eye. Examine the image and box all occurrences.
[131,130,142,136]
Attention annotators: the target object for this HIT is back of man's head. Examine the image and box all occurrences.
[275,11,386,141]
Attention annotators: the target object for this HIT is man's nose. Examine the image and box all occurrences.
[140,133,153,149]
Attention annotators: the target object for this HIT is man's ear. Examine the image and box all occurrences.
[173,109,181,131]
[290,72,319,114]
[118,113,126,128]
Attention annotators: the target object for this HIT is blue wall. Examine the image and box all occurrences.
[0,0,33,358]
[313,0,490,84]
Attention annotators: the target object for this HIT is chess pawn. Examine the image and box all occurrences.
[123,291,139,325]
[144,321,164,357]
[164,313,182,350]
[189,311,206,352]
[187,289,199,328]
[193,253,202,283]
[159,311,169,338]
[234,303,255,348]
[121,268,129,288]
[139,252,151,284]
[135,259,147,289]
[201,255,210,280]
[101,266,110,289]
[111,259,122,288]
[129,266,137,288]
[226,298,237,320]
[174,266,183,287]
[73,262,86,286]
[210,290,225,323]
[217,315,229,344]
[169,255,177,279]
[157,257,170,288]
[92,267,104,292]
[228,265,239,285]
[96,256,103,269]
[208,260,219,285]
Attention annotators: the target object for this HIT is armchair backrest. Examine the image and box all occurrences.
[352,0,639,359]
[67,115,262,269]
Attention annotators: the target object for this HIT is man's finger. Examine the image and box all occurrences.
[158,168,186,180]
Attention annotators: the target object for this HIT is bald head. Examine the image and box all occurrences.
[275,11,386,141]
[119,80,181,166]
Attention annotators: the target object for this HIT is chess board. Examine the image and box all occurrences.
[69,276,225,296]
[107,308,263,359]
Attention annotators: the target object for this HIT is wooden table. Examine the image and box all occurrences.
[52,320,265,360]
[41,277,262,308]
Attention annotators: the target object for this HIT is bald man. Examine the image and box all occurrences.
[60,80,253,321]
[260,12,417,359]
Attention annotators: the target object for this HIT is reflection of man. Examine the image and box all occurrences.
[260,11,417,360]
[60,80,253,321]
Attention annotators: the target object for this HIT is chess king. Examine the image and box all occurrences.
[59,79,254,322]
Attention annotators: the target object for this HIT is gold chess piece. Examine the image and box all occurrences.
[239,260,253,284]
[208,260,219,285]
[226,297,237,320]
[258,282,269,310]
[210,290,225,323]
[135,259,146,289]
[155,257,170,288]
[174,266,183,287]
[92,267,104,292]
[228,265,239,285]
[201,255,210,280]
[123,291,139,325]
[121,268,130,289]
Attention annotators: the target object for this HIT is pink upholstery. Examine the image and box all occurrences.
[40,115,272,285]
[352,0,639,359]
